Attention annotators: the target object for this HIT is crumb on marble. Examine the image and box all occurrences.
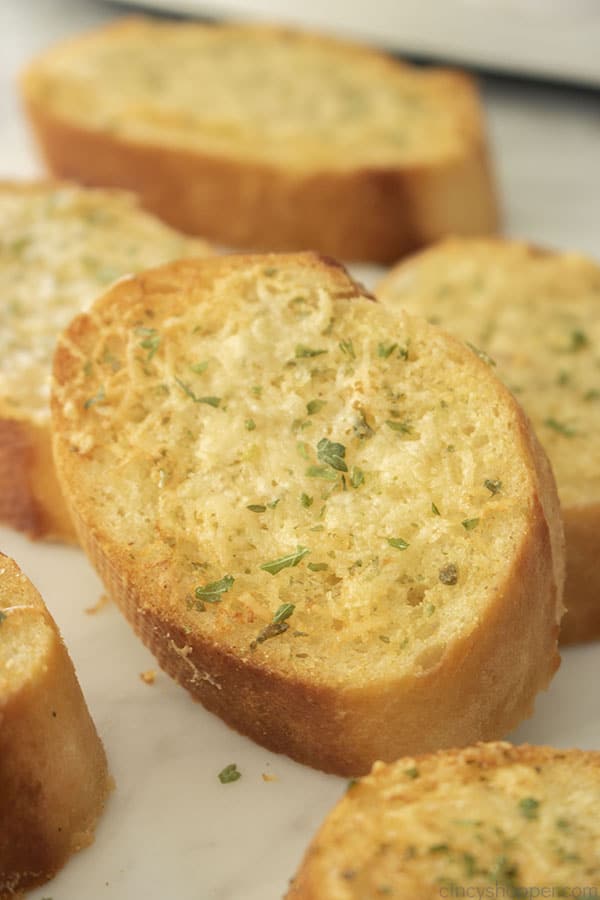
[140,669,157,685]
[85,593,111,615]
[262,772,279,782]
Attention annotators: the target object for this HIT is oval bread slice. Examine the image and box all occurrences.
[0,553,110,898]
[51,252,563,775]
[0,181,211,542]
[21,18,498,263]
[286,742,600,898]
[377,238,600,644]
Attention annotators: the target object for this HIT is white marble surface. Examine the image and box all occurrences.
[1,3,600,899]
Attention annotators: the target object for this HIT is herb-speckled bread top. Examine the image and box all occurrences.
[377,238,600,644]
[51,252,562,774]
[20,19,498,262]
[0,181,210,424]
[287,742,600,898]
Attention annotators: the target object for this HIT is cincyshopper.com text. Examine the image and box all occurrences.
[439,886,598,899]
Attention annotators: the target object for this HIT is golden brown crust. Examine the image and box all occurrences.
[51,253,562,776]
[21,22,499,263]
[0,413,77,542]
[287,742,600,899]
[0,554,110,898]
[560,504,600,644]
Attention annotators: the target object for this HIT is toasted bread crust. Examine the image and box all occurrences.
[51,253,562,775]
[21,19,499,262]
[377,238,600,644]
[0,554,110,898]
[287,742,600,898]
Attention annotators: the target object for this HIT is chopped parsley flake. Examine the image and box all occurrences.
[301,493,313,508]
[405,766,419,779]
[387,538,409,550]
[260,546,310,575]
[466,342,496,367]
[175,377,220,407]
[386,420,411,434]
[135,326,160,360]
[307,562,328,572]
[0,610,6,625]
[251,603,296,648]
[317,438,348,472]
[568,329,588,352]
[273,603,296,625]
[350,467,364,489]
[295,345,327,358]
[431,502,441,516]
[339,339,356,359]
[190,361,209,374]
[377,342,397,358]
[245,418,256,431]
[484,479,502,495]
[83,386,105,410]
[544,418,576,437]
[246,504,266,513]
[439,564,458,585]
[462,518,479,531]
[305,465,339,481]
[194,575,234,603]
[306,399,326,415]
[218,763,241,784]
[518,797,540,820]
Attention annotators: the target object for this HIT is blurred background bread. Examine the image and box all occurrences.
[20,17,499,262]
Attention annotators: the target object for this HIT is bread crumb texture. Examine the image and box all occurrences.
[0,182,210,423]
[23,20,480,171]
[287,743,600,898]
[51,253,562,772]
[0,553,110,898]
[378,239,600,509]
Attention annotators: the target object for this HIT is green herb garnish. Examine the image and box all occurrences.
[295,345,327,358]
[0,610,6,625]
[462,518,479,531]
[307,562,328,572]
[136,326,160,360]
[306,465,338,481]
[431,502,441,516]
[568,329,588,352]
[245,418,256,431]
[218,763,241,784]
[317,438,348,472]
[306,399,326,415]
[544,418,576,437]
[339,339,356,359]
[439,564,458,585]
[388,538,409,550]
[378,342,397,359]
[260,546,310,576]
[466,342,496,367]
[405,766,419,779]
[386,420,411,434]
[246,504,266,513]
[484,479,502,495]
[251,603,296,648]
[83,386,105,410]
[301,493,313,508]
[518,797,540,820]
[175,377,220,407]
[350,467,364,489]
[194,575,234,603]
[190,361,209,374]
